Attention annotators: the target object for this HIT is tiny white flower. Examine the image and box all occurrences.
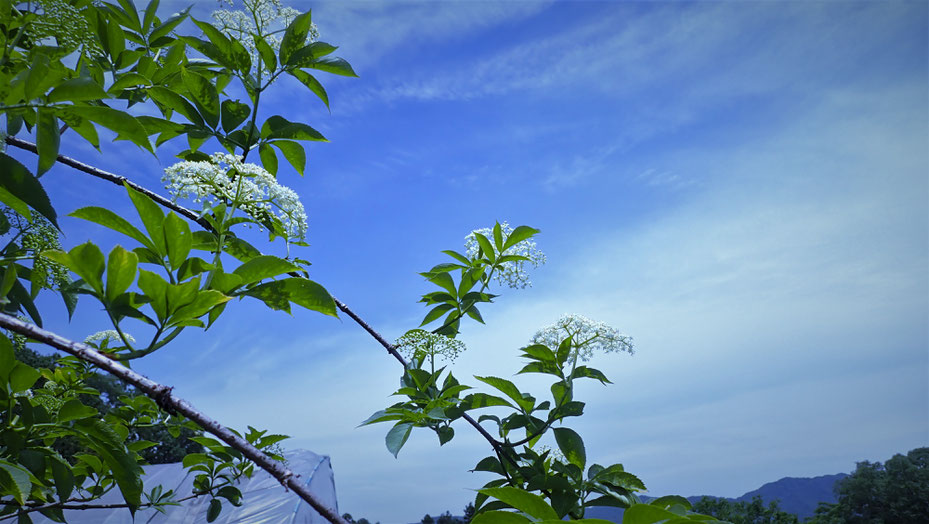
[530,314,633,362]
[465,221,545,289]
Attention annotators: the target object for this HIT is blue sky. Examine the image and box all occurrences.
[12,1,928,522]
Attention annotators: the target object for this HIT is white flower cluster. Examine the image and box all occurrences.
[396,329,466,364]
[85,330,136,345]
[530,314,633,362]
[163,153,308,242]
[465,221,546,289]
[212,0,316,77]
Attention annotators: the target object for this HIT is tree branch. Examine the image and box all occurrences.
[3,137,213,232]
[0,313,348,524]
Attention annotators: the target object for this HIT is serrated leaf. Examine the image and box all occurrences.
[220,99,250,132]
[279,11,313,65]
[305,57,358,77]
[259,142,278,175]
[502,225,540,252]
[289,70,328,109]
[232,255,300,285]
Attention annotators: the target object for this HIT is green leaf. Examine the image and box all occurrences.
[181,69,220,129]
[109,72,153,94]
[50,456,74,502]
[48,77,108,103]
[621,504,683,524]
[279,11,313,65]
[220,100,251,132]
[105,246,138,302]
[69,206,154,251]
[206,498,222,522]
[420,303,454,326]
[478,487,559,520]
[470,512,532,524]
[305,57,358,77]
[125,183,166,255]
[0,335,13,382]
[553,427,586,470]
[137,269,168,322]
[142,0,160,32]
[73,419,143,514]
[36,107,59,175]
[493,222,504,250]
[259,142,278,175]
[9,363,40,393]
[385,422,412,458]
[289,70,328,109]
[58,399,98,423]
[162,213,192,270]
[503,226,540,252]
[243,277,336,316]
[58,243,106,295]
[254,35,277,72]
[0,186,31,220]
[148,86,205,127]
[427,272,458,297]
[474,233,496,262]
[270,140,306,175]
[0,153,57,227]
[232,255,300,285]
[149,7,190,42]
[60,106,153,152]
[0,461,32,504]
[475,376,532,412]
[170,289,230,324]
[460,392,514,410]
[260,115,327,142]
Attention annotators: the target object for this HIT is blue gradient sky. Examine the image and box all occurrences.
[14,1,928,522]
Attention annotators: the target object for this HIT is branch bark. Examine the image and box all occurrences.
[0,313,347,524]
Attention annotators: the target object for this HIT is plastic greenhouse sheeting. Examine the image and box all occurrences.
[31,449,339,524]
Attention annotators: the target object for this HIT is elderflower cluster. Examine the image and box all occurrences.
[163,153,308,242]
[3,209,70,291]
[530,314,633,362]
[465,221,546,289]
[212,0,315,76]
[28,0,102,55]
[85,330,136,345]
[395,329,466,365]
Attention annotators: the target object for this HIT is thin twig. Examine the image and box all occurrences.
[0,313,348,524]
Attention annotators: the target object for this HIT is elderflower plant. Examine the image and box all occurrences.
[465,221,546,289]
[163,152,308,245]
[530,314,633,362]
[212,0,314,78]
[396,329,466,368]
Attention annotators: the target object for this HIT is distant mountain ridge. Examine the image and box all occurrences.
[584,472,848,522]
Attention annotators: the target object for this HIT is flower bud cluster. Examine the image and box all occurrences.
[3,208,70,291]
[465,221,546,289]
[396,329,466,365]
[530,314,633,362]
[163,152,308,242]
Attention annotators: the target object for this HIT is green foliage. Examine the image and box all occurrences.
[692,496,799,524]
[807,448,929,524]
